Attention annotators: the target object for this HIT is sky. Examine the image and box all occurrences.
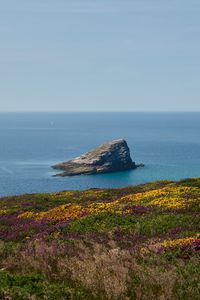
[0,0,200,112]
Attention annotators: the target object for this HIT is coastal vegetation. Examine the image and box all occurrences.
[0,178,199,299]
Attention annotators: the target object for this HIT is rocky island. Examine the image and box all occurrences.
[52,139,143,176]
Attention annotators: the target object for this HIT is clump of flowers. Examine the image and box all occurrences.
[142,234,200,254]
[88,201,122,214]
[18,185,200,223]
[150,197,187,209]
[19,211,35,219]
[19,204,87,221]
[19,200,154,222]
[160,235,200,249]
[122,205,154,215]
[0,209,9,215]
[119,186,200,209]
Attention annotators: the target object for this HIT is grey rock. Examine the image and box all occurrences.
[52,139,143,176]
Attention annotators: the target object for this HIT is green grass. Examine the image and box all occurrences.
[0,272,94,300]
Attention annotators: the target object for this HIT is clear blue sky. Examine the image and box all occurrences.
[0,0,200,112]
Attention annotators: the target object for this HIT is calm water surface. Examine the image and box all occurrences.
[0,112,199,196]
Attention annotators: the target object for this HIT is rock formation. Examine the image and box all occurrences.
[52,139,143,176]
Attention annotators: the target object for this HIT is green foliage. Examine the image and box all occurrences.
[0,272,95,300]
[67,212,138,233]
[133,213,199,236]
[178,177,200,188]
[127,255,200,300]
[66,211,199,238]
[174,258,200,300]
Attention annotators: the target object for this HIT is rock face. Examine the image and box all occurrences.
[52,139,143,176]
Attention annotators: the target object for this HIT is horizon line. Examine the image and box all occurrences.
[0,111,200,113]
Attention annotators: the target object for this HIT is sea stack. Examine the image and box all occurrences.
[52,139,143,176]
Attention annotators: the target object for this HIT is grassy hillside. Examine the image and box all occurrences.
[0,178,199,299]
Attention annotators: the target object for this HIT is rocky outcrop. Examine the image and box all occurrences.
[52,139,143,176]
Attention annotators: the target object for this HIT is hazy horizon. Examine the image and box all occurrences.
[0,110,200,114]
[1,111,200,113]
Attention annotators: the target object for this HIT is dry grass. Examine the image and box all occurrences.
[61,242,131,299]
[1,239,185,300]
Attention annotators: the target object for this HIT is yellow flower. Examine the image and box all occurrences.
[0,209,9,215]
[35,204,85,221]
[17,185,200,221]
[161,234,199,248]
[119,186,200,209]
[19,211,35,219]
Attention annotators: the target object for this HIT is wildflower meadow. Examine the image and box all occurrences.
[0,178,199,299]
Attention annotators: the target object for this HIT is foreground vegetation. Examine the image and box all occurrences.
[0,178,199,299]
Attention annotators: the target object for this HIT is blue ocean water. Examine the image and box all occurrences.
[0,112,199,196]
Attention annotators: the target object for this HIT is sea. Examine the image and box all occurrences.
[0,112,199,197]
